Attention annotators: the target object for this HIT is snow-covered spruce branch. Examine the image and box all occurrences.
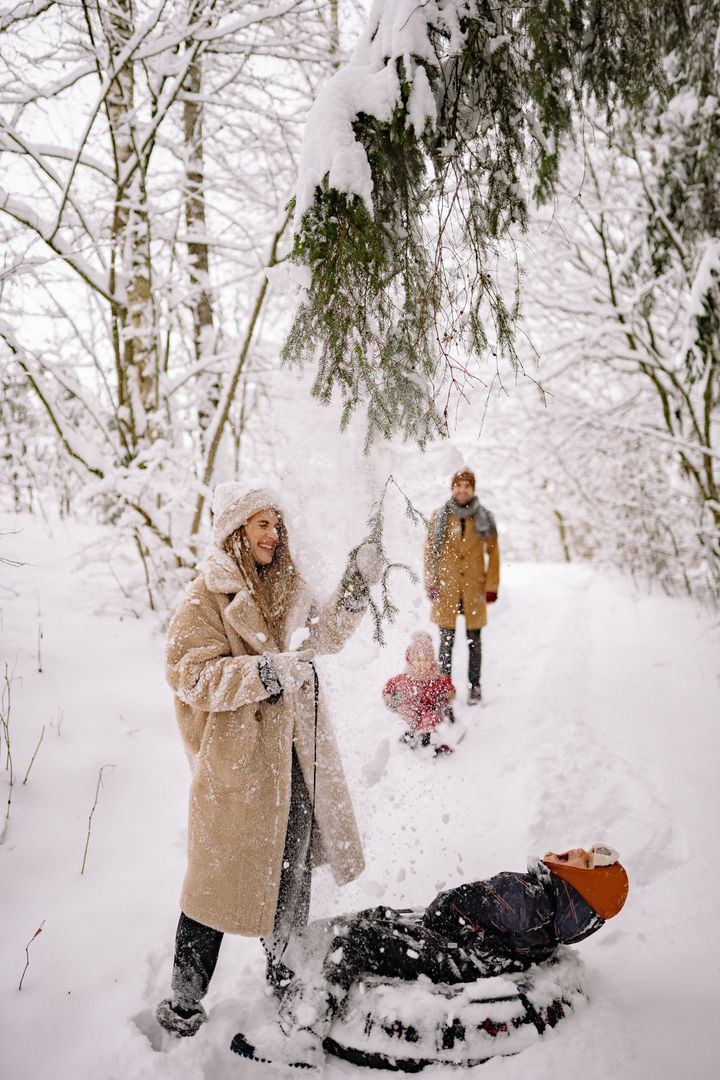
[285,0,691,443]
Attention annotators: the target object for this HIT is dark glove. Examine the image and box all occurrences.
[485,591,497,604]
[427,585,440,603]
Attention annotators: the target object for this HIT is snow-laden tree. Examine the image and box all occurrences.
[0,0,342,611]
[491,110,719,603]
[285,0,697,444]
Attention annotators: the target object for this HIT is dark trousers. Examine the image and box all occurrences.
[322,907,530,993]
[170,750,313,1009]
[439,626,482,686]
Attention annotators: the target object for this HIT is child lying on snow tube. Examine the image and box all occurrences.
[383,631,456,756]
[233,844,628,1069]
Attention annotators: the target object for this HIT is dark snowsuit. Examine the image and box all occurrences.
[320,861,604,993]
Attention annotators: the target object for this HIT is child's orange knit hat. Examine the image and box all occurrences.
[544,851,629,920]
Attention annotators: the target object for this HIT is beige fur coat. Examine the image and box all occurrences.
[166,546,365,936]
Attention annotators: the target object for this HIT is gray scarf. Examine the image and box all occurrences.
[431,496,496,556]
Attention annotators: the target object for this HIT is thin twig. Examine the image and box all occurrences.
[35,589,43,674]
[357,475,426,644]
[80,764,116,875]
[22,725,46,785]
[18,921,45,991]
[1,664,14,840]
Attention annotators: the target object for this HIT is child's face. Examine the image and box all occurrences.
[543,848,591,869]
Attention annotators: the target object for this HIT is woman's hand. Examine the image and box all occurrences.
[338,541,383,614]
[269,650,315,693]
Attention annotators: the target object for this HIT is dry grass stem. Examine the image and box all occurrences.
[1,664,14,841]
[80,764,115,875]
[22,725,46,785]
[18,921,45,991]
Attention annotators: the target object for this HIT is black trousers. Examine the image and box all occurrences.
[321,907,531,992]
[438,626,482,686]
[170,750,313,1009]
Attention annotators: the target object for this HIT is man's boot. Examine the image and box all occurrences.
[468,684,482,705]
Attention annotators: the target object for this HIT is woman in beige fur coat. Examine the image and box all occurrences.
[156,482,381,1038]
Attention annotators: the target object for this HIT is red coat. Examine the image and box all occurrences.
[383,673,455,733]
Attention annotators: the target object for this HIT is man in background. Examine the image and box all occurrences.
[424,469,499,704]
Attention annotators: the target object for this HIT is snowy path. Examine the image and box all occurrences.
[1,514,719,1079]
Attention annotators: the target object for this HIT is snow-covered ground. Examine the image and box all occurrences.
[1,510,719,1079]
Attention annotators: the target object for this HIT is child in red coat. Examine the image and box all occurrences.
[383,632,456,755]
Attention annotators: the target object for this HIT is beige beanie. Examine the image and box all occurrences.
[404,631,440,680]
[211,482,283,544]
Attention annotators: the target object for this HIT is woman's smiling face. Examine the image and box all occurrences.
[244,509,280,566]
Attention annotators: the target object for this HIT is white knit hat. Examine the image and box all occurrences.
[587,843,619,869]
[211,482,283,544]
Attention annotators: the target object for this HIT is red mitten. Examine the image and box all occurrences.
[486,591,498,604]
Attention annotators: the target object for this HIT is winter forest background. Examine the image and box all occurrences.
[1,2,720,1079]
[2,0,718,606]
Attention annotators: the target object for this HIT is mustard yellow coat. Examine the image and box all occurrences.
[166,547,365,936]
[424,511,500,630]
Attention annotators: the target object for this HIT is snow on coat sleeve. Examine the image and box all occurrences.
[166,587,268,711]
[302,581,367,655]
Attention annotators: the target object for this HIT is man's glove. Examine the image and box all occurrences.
[354,541,384,585]
[485,591,498,604]
[265,651,315,694]
[427,584,440,603]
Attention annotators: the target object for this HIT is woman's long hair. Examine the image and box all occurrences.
[224,513,299,644]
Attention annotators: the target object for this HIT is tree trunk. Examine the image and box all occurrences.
[182,46,220,440]
[103,0,159,454]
